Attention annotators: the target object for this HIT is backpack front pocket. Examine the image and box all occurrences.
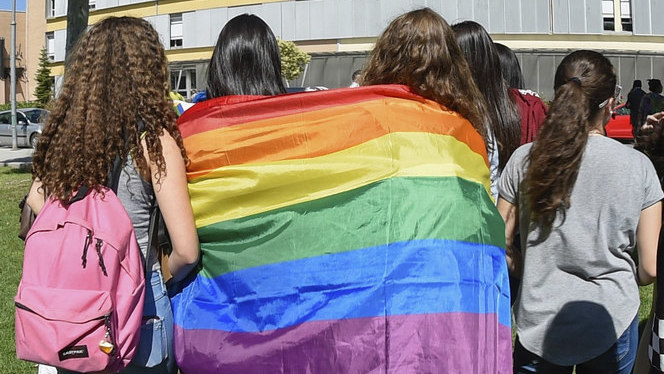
[15,285,118,373]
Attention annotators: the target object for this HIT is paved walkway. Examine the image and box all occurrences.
[0,146,33,168]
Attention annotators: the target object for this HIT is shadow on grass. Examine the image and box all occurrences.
[0,167,31,175]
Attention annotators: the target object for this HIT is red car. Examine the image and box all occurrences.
[605,103,633,141]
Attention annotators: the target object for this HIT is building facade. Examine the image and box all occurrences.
[42,0,664,101]
[26,0,46,102]
[0,10,27,104]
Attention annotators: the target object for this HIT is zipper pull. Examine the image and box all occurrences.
[81,230,92,268]
[99,313,115,355]
[96,239,108,276]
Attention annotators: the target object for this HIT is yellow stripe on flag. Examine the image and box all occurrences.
[189,132,490,228]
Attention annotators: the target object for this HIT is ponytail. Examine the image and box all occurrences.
[524,80,596,228]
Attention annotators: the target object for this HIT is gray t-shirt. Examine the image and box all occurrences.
[116,158,160,272]
[499,135,663,365]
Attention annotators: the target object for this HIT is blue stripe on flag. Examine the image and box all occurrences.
[172,239,510,332]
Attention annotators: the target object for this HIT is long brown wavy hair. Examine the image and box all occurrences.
[524,50,615,228]
[361,8,489,139]
[32,17,187,202]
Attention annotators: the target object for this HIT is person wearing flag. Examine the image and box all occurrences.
[173,8,510,373]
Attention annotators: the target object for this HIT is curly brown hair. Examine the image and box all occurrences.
[361,7,489,139]
[524,50,616,228]
[32,16,187,202]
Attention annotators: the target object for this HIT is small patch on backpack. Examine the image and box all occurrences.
[58,345,89,361]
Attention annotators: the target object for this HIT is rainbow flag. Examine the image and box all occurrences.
[173,85,511,373]
[172,100,194,117]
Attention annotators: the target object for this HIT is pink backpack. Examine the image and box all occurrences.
[15,186,145,373]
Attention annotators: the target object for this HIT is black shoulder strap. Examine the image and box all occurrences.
[146,204,160,278]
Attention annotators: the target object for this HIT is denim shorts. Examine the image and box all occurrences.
[514,316,638,374]
[123,269,175,374]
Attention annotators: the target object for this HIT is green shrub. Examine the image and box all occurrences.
[0,101,43,112]
[278,39,311,82]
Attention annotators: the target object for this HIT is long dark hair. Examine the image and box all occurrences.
[494,43,525,90]
[525,50,616,228]
[362,8,489,140]
[206,14,286,98]
[452,21,520,170]
[33,17,186,202]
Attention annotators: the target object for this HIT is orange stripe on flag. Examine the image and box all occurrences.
[184,97,487,181]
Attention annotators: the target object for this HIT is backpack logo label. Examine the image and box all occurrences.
[58,345,89,361]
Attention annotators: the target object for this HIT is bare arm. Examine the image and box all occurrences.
[145,132,200,283]
[26,178,45,214]
[497,197,522,278]
[636,201,660,286]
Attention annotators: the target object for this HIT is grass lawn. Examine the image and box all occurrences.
[0,166,656,371]
[639,284,654,326]
[0,166,35,373]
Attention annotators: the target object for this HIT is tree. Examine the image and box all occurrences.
[277,39,311,84]
[34,48,52,107]
[65,0,89,68]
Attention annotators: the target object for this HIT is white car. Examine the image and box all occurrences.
[0,108,49,148]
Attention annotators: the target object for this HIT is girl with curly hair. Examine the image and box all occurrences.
[26,16,199,374]
[361,8,489,142]
[498,50,661,373]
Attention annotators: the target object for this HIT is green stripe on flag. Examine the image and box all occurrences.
[196,177,505,279]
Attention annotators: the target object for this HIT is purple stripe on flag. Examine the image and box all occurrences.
[174,312,512,374]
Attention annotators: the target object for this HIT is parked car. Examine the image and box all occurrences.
[0,108,49,148]
[605,102,633,141]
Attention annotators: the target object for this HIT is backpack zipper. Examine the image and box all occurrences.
[81,230,92,268]
[15,302,108,323]
[96,239,108,276]
[15,302,35,313]
[99,313,116,355]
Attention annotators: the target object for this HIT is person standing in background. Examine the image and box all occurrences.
[638,79,664,135]
[626,80,646,136]
[452,21,521,200]
[349,69,362,87]
[494,42,548,145]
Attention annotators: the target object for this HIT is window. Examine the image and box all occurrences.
[170,14,183,48]
[89,0,96,10]
[602,0,615,31]
[46,32,55,61]
[17,113,27,125]
[170,67,197,100]
[48,0,55,17]
[603,0,632,32]
[620,0,632,32]
[23,109,49,123]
